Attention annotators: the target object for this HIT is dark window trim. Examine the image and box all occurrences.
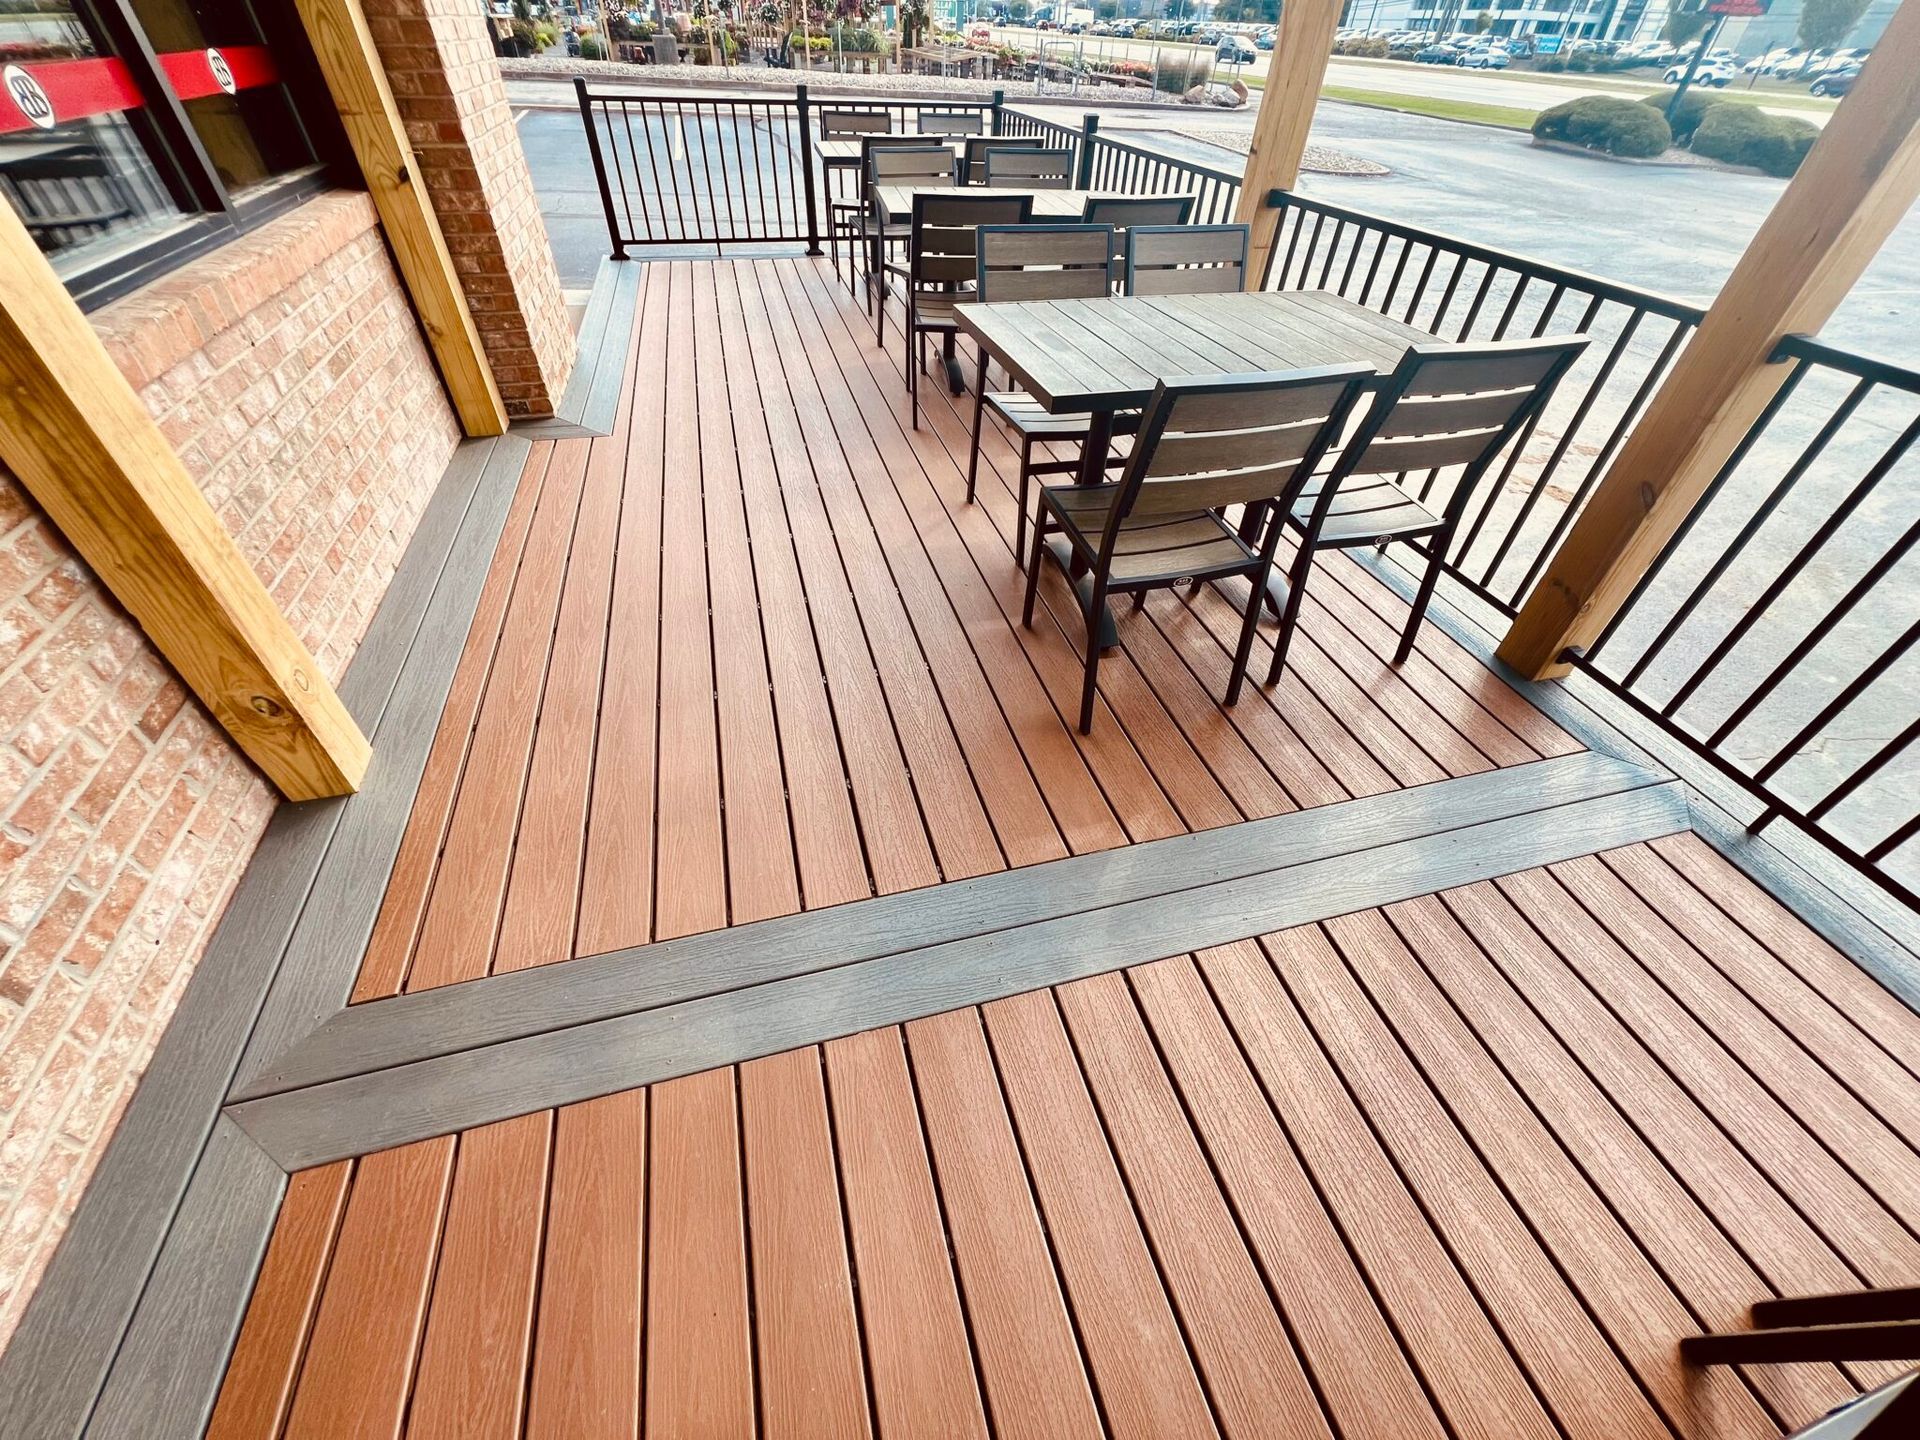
[34,2,353,310]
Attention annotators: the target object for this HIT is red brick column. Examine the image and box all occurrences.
[364,0,574,418]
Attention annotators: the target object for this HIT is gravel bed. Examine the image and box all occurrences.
[1166,127,1389,177]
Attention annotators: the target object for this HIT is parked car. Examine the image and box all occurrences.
[1217,35,1256,64]
[1255,30,1274,49]
[1810,64,1861,96]
[1663,58,1737,86]
[1459,47,1509,69]
[1414,44,1458,64]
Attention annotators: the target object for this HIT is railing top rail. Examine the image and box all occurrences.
[1090,130,1243,187]
[1268,188,1706,326]
[1773,332,1920,391]
[576,85,995,112]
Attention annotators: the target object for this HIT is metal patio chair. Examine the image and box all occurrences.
[1024,367,1372,733]
[1081,195,1196,286]
[963,133,1041,183]
[918,110,984,135]
[895,192,1033,427]
[984,147,1075,189]
[1124,223,1251,295]
[964,224,1123,566]
[827,134,935,292]
[1264,336,1589,685]
[860,145,961,317]
[820,109,891,138]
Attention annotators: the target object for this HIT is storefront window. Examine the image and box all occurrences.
[0,4,187,272]
[0,0,334,306]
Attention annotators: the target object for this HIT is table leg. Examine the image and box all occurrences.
[941,332,965,396]
[1043,408,1119,650]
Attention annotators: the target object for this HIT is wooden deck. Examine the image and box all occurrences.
[201,259,1920,1439]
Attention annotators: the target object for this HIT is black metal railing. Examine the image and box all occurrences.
[1262,188,1709,619]
[1568,335,1920,906]
[1082,132,1242,224]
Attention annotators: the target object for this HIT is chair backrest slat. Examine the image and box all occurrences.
[977,224,1115,303]
[823,109,891,137]
[1081,195,1195,228]
[911,194,1034,288]
[1124,224,1250,296]
[964,133,1041,182]
[1107,368,1372,526]
[869,146,959,186]
[984,147,1075,188]
[919,110,984,135]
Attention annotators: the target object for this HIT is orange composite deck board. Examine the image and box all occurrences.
[825,1026,992,1439]
[739,1050,872,1440]
[204,1161,351,1440]
[905,1008,1104,1440]
[218,260,1920,1440]
[981,989,1221,1440]
[524,1092,646,1440]
[576,263,668,957]
[645,1068,755,1438]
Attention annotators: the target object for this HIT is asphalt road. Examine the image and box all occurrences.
[975,26,1836,124]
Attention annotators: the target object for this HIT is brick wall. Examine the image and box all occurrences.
[367,0,576,418]
[0,191,460,1345]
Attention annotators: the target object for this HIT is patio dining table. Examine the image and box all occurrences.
[956,287,1442,643]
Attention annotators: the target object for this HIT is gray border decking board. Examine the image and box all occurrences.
[1345,547,1920,1009]
[0,434,523,1440]
[234,751,1661,1100]
[232,434,533,1087]
[513,257,640,439]
[82,1121,285,1439]
[226,778,1689,1169]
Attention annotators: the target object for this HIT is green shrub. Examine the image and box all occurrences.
[1334,36,1389,57]
[1538,55,1566,72]
[578,35,605,59]
[1690,105,1820,176]
[1532,95,1671,158]
[1642,87,1723,144]
[1153,54,1212,95]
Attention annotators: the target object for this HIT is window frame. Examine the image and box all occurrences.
[8,0,349,311]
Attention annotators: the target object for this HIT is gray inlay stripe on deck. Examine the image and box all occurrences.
[234,751,1660,1100]
[227,778,1689,1170]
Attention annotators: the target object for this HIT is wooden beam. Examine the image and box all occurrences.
[292,0,507,438]
[0,208,369,801]
[1230,0,1342,285]
[1498,0,1920,679]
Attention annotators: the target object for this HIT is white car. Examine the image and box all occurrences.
[1459,47,1510,69]
[1664,58,1737,86]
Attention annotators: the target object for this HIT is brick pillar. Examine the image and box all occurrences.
[363,0,574,418]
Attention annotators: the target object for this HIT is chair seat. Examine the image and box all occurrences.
[1289,475,1443,546]
[910,293,971,329]
[987,392,1143,440]
[1042,484,1255,583]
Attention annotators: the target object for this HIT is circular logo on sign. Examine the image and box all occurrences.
[3,65,56,129]
[206,48,236,95]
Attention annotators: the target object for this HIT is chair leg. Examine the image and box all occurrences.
[1015,439,1034,569]
[1397,543,1446,665]
[1225,569,1266,707]
[1078,578,1109,734]
[908,322,920,430]
[1265,542,1318,687]
[1022,515,1048,627]
[965,352,988,504]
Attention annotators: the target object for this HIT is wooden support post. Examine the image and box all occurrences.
[292,0,508,438]
[1498,0,1920,679]
[1230,0,1342,285]
[0,208,369,801]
